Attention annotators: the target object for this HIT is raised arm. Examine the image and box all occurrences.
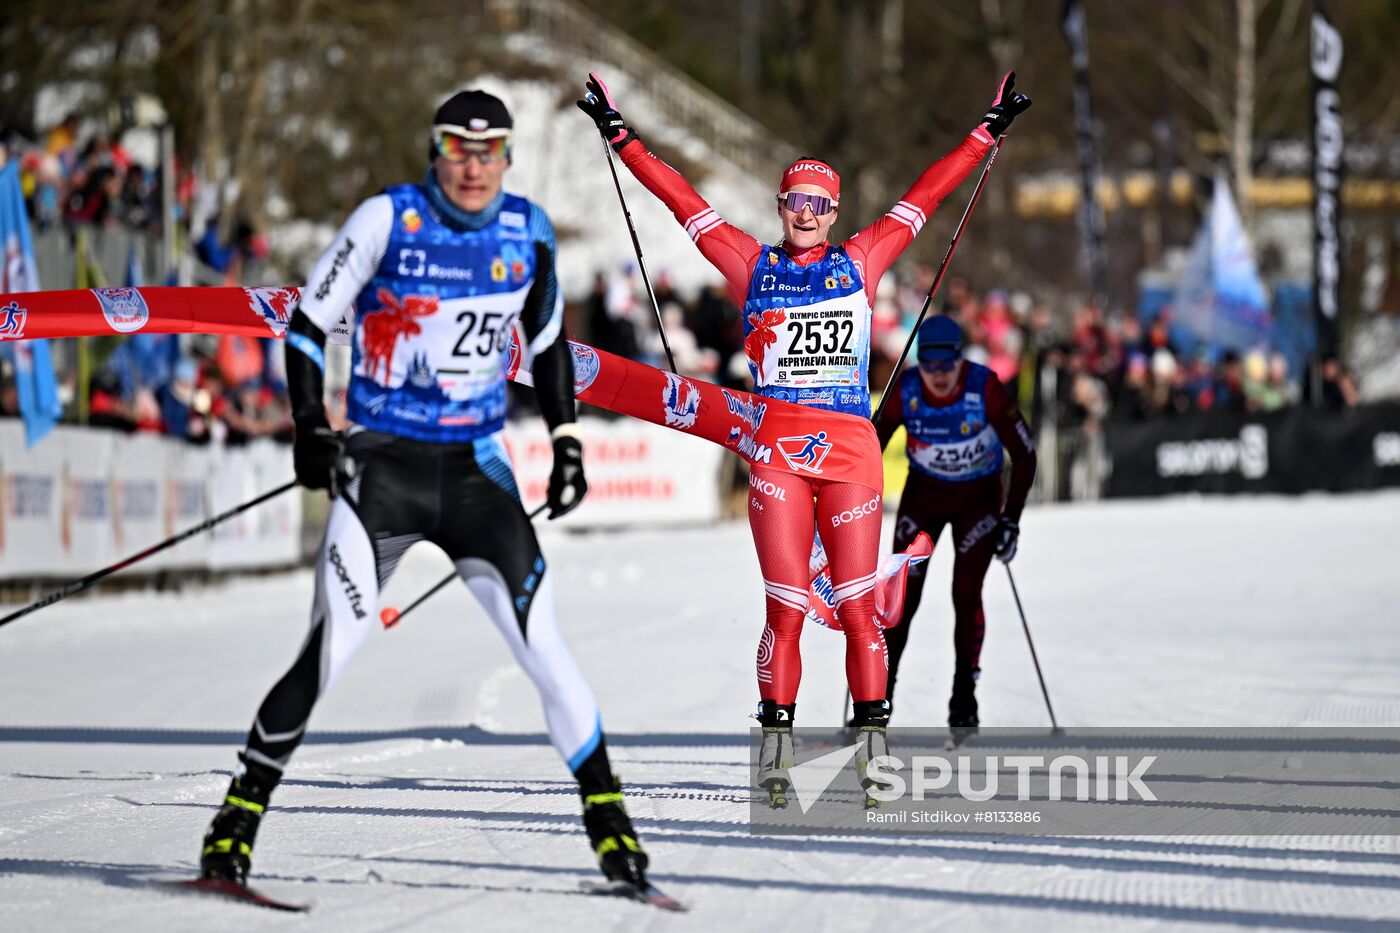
[844,71,1032,296]
[578,73,763,305]
[843,135,988,297]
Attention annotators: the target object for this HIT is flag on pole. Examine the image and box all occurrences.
[1061,0,1109,305]
[1173,172,1275,355]
[0,160,61,445]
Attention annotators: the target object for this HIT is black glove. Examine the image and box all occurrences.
[293,412,346,495]
[979,70,1032,137]
[993,516,1020,564]
[547,434,588,519]
[576,72,637,152]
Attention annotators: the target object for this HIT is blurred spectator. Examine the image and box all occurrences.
[1072,303,1119,380]
[132,387,164,433]
[1060,350,1109,431]
[1151,348,1191,415]
[217,379,270,445]
[587,266,640,361]
[1243,350,1297,413]
[1213,351,1247,413]
[44,113,80,158]
[15,114,168,238]
[25,152,64,229]
[88,370,136,431]
[64,165,122,227]
[688,283,743,388]
[1113,353,1152,421]
[941,275,973,319]
[1319,356,1359,409]
[1146,310,1176,355]
[214,334,265,388]
[196,212,265,278]
[157,357,208,442]
[979,289,1021,384]
[0,354,18,418]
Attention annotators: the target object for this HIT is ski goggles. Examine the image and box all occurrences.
[432,126,511,164]
[777,191,836,216]
[918,357,961,374]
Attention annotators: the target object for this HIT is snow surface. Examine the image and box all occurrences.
[3,492,1400,931]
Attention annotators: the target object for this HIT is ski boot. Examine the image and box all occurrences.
[755,701,795,809]
[948,666,981,748]
[200,759,279,886]
[851,700,893,809]
[582,777,649,887]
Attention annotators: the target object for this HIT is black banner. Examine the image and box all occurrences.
[1060,0,1108,304]
[1105,403,1400,497]
[1311,2,1344,357]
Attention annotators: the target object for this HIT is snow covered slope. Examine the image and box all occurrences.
[3,492,1399,931]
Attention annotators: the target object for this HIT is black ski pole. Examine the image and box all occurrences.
[380,503,549,629]
[598,138,679,374]
[0,479,298,630]
[843,136,1008,722]
[870,135,1006,427]
[1005,564,1061,734]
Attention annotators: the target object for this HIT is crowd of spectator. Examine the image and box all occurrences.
[86,333,294,445]
[9,112,268,281]
[15,112,170,236]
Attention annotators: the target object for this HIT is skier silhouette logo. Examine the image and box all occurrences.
[776,432,833,475]
[0,301,25,339]
[361,289,439,384]
[744,308,786,379]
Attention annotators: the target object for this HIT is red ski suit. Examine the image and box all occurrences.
[617,131,990,707]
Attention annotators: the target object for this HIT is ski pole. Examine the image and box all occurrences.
[598,138,679,374]
[870,135,1006,427]
[0,479,298,630]
[380,502,549,629]
[1005,563,1061,734]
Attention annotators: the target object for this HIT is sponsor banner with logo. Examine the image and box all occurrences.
[150,439,215,570]
[62,428,116,571]
[205,441,301,570]
[1105,404,1400,497]
[0,420,64,571]
[0,423,298,579]
[111,433,166,560]
[1311,5,1344,357]
[504,416,724,527]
